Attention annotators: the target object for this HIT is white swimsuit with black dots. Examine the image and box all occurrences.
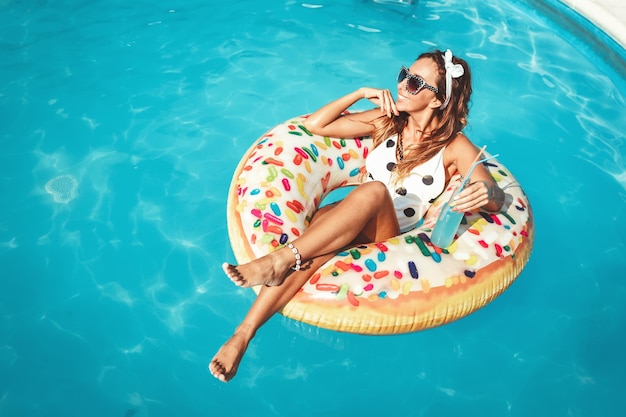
[365,135,446,233]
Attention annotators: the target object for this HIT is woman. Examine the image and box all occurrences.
[209,49,505,382]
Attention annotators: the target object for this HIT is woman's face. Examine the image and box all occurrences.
[396,57,441,113]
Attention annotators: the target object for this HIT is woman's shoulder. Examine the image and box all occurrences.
[443,132,476,164]
[448,131,472,147]
[447,131,479,154]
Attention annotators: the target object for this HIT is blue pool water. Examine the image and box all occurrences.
[1,0,625,416]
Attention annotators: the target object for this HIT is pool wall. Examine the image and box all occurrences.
[533,0,626,75]
[558,0,626,48]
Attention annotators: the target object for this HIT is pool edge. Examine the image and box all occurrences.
[558,0,626,49]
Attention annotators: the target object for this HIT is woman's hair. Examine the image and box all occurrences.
[370,49,472,179]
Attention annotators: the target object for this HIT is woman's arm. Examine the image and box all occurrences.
[446,134,505,212]
[303,88,399,138]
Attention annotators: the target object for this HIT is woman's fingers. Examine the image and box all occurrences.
[452,181,490,212]
[381,91,391,117]
[378,89,398,117]
[364,88,398,117]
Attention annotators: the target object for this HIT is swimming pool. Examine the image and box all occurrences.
[1,0,624,415]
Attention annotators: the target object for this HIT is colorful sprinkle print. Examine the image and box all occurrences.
[231,116,533,309]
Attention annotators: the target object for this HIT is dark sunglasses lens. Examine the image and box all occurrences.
[407,76,424,94]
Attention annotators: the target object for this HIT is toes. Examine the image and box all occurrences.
[222,262,246,285]
[209,360,228,382]
[208,360,219,375]
[221,262,235,278]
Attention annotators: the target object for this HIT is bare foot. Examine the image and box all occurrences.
[222,249,293,288]
[209,332,250,383]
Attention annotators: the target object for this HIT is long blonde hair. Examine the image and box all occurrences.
[371,50,472,179]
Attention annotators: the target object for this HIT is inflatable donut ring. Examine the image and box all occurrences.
[226,115,534,334]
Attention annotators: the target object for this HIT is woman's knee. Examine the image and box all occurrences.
[359,181,389,199]
[357,181,392,204]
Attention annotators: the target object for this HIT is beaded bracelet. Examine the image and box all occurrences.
[286,242,302,271]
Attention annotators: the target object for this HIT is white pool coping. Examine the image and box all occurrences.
[559,0,626,48]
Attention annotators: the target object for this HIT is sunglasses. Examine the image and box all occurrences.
[397,66,439,95]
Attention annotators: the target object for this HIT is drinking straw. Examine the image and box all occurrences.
[456,146,499,193]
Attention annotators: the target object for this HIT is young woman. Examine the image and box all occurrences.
[209,49,505,382]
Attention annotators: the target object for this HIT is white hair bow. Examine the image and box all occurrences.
[440,49,464,110]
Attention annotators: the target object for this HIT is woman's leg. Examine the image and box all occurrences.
[210,203,339,383]
[209,252,334,382]
[223,181,399,287]
[209,189,399,382]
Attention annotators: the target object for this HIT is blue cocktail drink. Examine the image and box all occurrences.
[430,201,464,248]
[430,153,498,248]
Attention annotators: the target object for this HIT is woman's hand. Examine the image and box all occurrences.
[451,180,504,213]
[360,87,399,118]
[445,134,505,213]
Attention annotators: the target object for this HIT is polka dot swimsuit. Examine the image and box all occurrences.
[365,136,446,233]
